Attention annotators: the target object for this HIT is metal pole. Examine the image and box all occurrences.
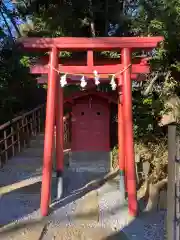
[121,48,137,216]
[40,47,58,216]
[175,134,180,240]
[167,124,176,240]
[55,79,64,199]
[117,75,126,201]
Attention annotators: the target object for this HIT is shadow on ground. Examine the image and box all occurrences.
[0,218,46,238]
[0,177,167,240]
[0,165,166,240]
[105,209,166,240]
[0,169,111,227]
[0,207,166,240]
[0,182,41,227]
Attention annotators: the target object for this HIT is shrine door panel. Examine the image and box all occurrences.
[71,97,110,151]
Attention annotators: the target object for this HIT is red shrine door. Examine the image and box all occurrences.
[71,95,110,151]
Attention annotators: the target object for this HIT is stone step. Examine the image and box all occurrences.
[28,143,44,149]
[42,224,113,240]
[19,150,44,158]
[70,152,111,173]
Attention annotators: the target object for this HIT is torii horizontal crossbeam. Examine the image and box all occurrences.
[30,64,149,76]
[19,36,163,50]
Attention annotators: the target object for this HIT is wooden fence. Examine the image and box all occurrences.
[167,124,180,240]
[0,105,71,167]
[0,105,45,166]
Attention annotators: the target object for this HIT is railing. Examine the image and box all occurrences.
[0,105,45,167]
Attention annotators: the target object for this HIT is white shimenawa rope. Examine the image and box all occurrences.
[48,64,131,90]
[80,75,87,88]
[93,70,100,86]
[110,74,117,90]
[60,74,67,87]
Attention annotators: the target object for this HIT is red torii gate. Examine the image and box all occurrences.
[19,36,163,217]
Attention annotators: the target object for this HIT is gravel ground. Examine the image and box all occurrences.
[0,134,167,239]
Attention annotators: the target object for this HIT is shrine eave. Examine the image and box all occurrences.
[19,36,164,51]
[64,90,117,104]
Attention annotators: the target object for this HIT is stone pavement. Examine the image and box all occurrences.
[0,133,166,240]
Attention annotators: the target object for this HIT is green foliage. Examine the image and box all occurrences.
[0,40,46,123]
[111,145,118,169]
[1,0,180,142]
[20,56,30,67]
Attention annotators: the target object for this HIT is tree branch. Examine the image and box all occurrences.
[89,0,96,37]
[142,72,159,96]
[142,71,171,96]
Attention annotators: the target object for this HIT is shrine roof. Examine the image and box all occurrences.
[64,89,117,104]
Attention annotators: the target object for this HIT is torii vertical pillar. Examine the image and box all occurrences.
[117,75,126,201]
[122,48,137,216]
[55,77,64,199]
[40,47,58,216]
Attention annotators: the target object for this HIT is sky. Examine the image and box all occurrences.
[0,0,24,38]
